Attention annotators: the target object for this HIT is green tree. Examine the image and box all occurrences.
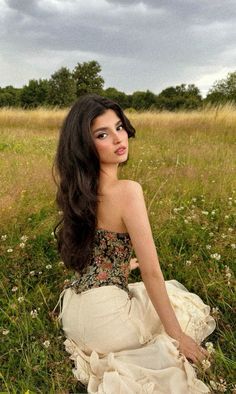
[0,86,21,107]
[103,87,132,108]
[205,71,236,105]
[73,61,104,97]
[20,79,49,108]
[47,67,76,107]
[156,84,202,111]
[131,90,157,110]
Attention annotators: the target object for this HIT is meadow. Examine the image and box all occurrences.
[0,105,235,393]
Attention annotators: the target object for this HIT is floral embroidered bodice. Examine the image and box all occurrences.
[65,229,133,298]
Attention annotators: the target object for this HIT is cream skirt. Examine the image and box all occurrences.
[56,280,216,394]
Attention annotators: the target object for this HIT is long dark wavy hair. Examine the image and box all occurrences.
[52,93,136,273]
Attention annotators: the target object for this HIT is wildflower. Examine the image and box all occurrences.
[17,296,24,303]
[192,197,197,202]
[28,217,32,221]
[206,244,211,250]
[210,380,217,390]
[217,379,227,392]
[19,242,25,248]
[225,215,229,219]
[209,232,214,237]
[211,210,216,215]
[201,359,211,370]
[185,260,192,266]
[211,306,220,318]
[7,248,13,253]
[58,261,64,267]
[46,264,52,269]
[29,270,35,276]
[1,234,7,240]
[202,211,209,215]
[2,329,9,335]
[184,219,189,224]
[11,286,18,292]
[38,271,42,275]
[43,340,50,348]
[221,233,227,238]
[231,243,236,249]
[30,309,38,318]
[228,227,233,232]
[168,263,173,267]
[210,253,221,261]
[205,342,215,354]
[20,235,28,242]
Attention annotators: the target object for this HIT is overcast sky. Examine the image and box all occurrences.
[1,0,236,97]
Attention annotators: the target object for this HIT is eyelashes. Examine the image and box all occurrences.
[96,125,124,139]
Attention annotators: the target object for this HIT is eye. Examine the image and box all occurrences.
[97,132,108,139]
[117,124,124,131]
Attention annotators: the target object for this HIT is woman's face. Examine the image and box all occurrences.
[91,109,128,165]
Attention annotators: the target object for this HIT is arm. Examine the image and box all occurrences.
[121,181,208,363]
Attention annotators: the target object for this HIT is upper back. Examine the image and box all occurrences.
[96,179,134,233]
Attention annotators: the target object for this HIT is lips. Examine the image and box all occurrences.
[115,146,126,154]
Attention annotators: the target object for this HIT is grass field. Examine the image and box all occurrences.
[0,106,235,393]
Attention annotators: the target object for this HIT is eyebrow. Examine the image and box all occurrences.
[92,120,122,134]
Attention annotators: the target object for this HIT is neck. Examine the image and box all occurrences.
[99,163,119,190]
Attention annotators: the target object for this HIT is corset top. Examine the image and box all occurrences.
[65,228,133,296]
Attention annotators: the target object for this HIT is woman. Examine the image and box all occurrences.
[53,94,216,393]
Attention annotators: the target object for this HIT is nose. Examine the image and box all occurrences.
[113,131,122,144]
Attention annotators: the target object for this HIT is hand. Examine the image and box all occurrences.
[129,258,139,271]
[177,332,209,364]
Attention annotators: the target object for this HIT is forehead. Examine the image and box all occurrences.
[91,109,121,129]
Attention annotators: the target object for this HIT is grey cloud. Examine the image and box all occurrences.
[0,0,236,94]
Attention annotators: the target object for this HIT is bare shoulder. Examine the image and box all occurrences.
[116,179,143,200]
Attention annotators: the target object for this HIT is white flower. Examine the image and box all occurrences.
[30,309,38,318]
[7,248,13,253]
[43,340,50,348]
[184,219,189,224]
[185,260,192,266]
[29,270,35,276]
[201,359,211,370]
[210,380,217,390]
[2,329,9,335]
[228,197,232,200]
[211,306,220,317]
[11,286,18,292]
[1,234,7,240]
[209,232,214,237]
[192,197,197,202]
[211,210,216,215]
[225,215,229,219]
[231,243,236,249]
[202,211,209,215]
[221,234,227,239]
[38,271,42,275]
[28,217,32,221]
[17,296,24,303]
[46,264,52,269]
[20,235,28,242]
[19,242,25,248]
[228,227,233,232]
[206,244,211,250]
[210,253,221,261]
[205,342,215,354]
[58,261,64,267]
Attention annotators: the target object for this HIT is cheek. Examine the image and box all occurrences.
[95,140,111,156]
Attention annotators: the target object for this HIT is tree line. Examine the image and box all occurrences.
[0,60,236,111]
